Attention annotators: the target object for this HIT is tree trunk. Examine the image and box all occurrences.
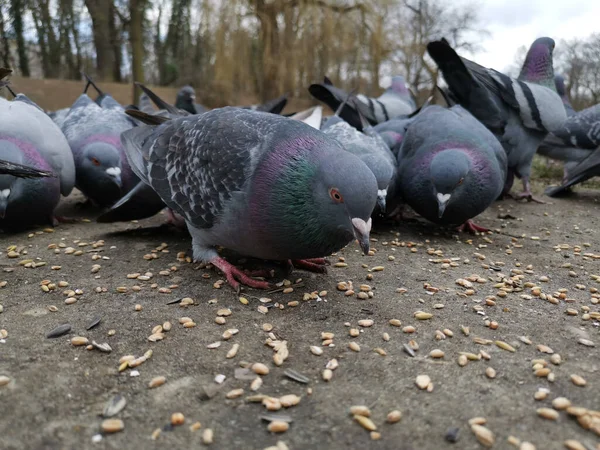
[10,0,30,77]
[129,0,145,104]
[109,2,122,82]
[84,0,116,80]
[255,0,280,102]
[0,7,12,68]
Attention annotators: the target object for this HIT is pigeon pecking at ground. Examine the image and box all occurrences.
[394,105,507,233]
[60,79,139,206]
[309,76,416,131]
[0,71,75,229]
[120,107,377,291]
[427,37,567,203]
[321,98,396,214]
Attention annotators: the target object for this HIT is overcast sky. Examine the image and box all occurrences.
[458,0,600,72]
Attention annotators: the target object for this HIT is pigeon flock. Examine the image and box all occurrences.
[1,35,600,290]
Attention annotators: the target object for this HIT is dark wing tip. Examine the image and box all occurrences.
[125,109,170,125]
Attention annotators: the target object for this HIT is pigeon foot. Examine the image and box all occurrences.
[457,220,489,234]
[210,257,271,292]
[511,191,546,204]
[52,216,78,226]
[291,258,329,273]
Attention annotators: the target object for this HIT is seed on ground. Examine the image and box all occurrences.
[552,397,571,410]
[171,412,185,426]
[252,363,269,375]
[358,319,374,327]
[564,440,587,450]
[279,395,300,407]
[534,390,548,401]
[250,377,262,391]
[387,410,402,423]
[226,388,244,399]
[217,308,232,316]
[468,417,487,426]
[414,312,432,320]
[537,408,559,420]
[148,376,166,388]
[485,367,497,379]
[322,369,333,381]
[570,374,586,386]
[0,375,10,386]
[71,336,89,346]
[537,344,554,354]
[226,344,240,359]
[430,349,444,359]
[268,421,289,433]
[578,338,595,347]
[202,428,213,444]
[495,341,516,352]
[348,342,361,352]
[403,326,416,333]
[520,442,536,450]
[310,346,323,356]
[350,405,371,417]
[189,422,202,432]
[389,319,402,327]
[550,354,562,365]
[471,424,494,447]
[353,414,377,431]
[458,355,468,366]
[101,419,124,433]
[415,374,431,390]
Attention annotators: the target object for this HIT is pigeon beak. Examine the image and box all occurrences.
[352,217,372,255]
[190,95,196,100]
[106,167,122,188]
[376,189,387,212]
[436,193,451,218]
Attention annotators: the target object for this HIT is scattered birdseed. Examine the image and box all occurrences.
[101,419,124,433]
[71,336,89,346]
[430,349,444,359]
[348,342,361,352]
[148,376,166,389]
[268,421,289,433]
[552,397,571,410]
[415,375,431,390]
[389,319,402,327]
[471,424,495,447]
[537,408,559,421]
[252,363,269,375]
[310,346,323,356]
[46,324,71,338]
[485,367,497,379]
[495,341,516,352]
[353,414,377,431]
[171,412,185,426]
[387,410,402,423]
[0,375,10,387]
[563,440,587,450]
[570,374,586,387]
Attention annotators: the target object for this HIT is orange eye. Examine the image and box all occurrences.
[329,188,344,203]
[91,157,101,166]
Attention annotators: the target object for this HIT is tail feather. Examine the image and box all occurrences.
[120,125,158,184]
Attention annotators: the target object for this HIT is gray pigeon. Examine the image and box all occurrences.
[175,85,208,115]
[48,107,70,128]
[321,100,396,213]
[97,83,190,223]
[121,107,377,291]
[395,105,507,232]
[545,146,600,196]
[309,75,416,131]
[61,86,138,206]
[0,95,75,228]
[427,37,567,202]
[554,75,576,117]
[373,117,414,157]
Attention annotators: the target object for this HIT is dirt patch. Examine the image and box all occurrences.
[0,187,599,450]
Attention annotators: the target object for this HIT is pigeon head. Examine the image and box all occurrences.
[430,149,471,219]
[175,86,197,114]
[357,152,394,211]
[78,142,123,204]
[519,37,556,87]
[389,76,409,95]
[251,133,377,257]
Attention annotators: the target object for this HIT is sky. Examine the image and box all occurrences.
[458,0,600,72]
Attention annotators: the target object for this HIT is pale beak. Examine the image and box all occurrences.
[376,189,387,212]
[352,217,372,255]
[436,193,451,218]
[106,167,122,188]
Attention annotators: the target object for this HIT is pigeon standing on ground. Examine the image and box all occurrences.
[309,75,416,131]
[61,79,138,206]
[427,37,567,202]
[321,99,396,213]
[0,73,75,228]
[395,105,507,232]
[121,107,377,291]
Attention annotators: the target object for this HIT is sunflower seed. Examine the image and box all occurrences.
[46,324,71,338]
[91,341,112,353]
[103,395,126,417]
[283,369,309,384]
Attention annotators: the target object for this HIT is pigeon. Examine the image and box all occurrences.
[290,106,323,129]
[0,90,75,228]
[61,79,138,206]
[321,99,396,213]
[395,105,507,232]
[243,94,288,115]
[175,85,208,115]
[554,75,576,117]
[97,83,191,224]
[373,117,414,157]
[309,75,416,131]
[544,146,600,196]
[427,37,567,202]
[120,107,377,290]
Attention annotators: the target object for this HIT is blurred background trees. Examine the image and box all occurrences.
[0,0,598,108]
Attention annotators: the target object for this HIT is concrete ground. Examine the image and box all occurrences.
[0,187,599,450]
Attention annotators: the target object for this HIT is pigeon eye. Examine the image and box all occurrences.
[91,157,101,166]
[457,178,464,186]
[329,188,344,203]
